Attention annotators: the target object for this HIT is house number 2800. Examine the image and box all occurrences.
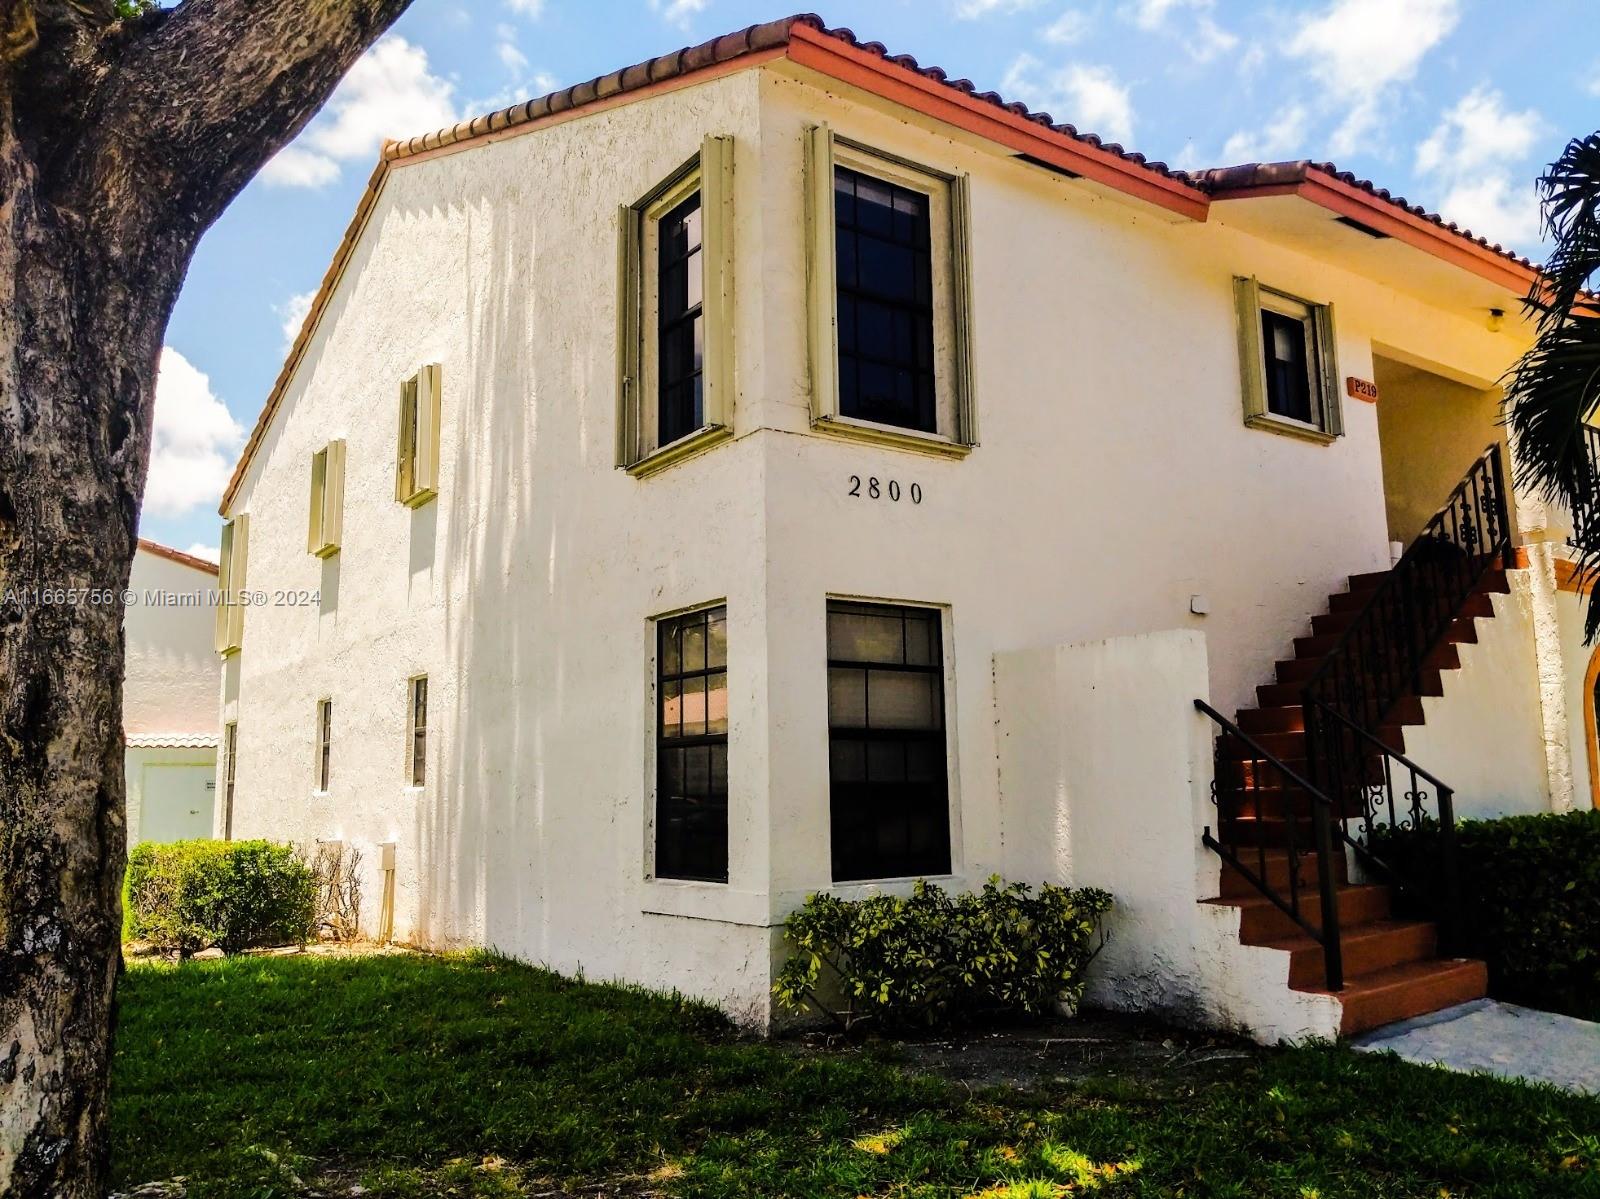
[848,475,922,504]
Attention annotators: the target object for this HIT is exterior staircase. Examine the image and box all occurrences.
[1199,445,1517,1037]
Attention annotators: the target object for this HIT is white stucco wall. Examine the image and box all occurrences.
[993,629,1340,1041]
[220,58,1545,1029]
[125,548,220,737]
[126,745,217,845]
[1399,571,1554,819]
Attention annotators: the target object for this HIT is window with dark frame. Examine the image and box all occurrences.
[655,605,728,883]
[409,676,428,787]
[826,601,950,883]
[834,165,936,434]
[1261,307,1315,425]
[316,700,332,792]
[223,721,237,840]
[657,192,704,447]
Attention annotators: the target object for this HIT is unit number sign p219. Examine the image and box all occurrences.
[848,475,922,504]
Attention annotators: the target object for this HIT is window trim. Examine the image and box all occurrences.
[823,596,957,885]
[649,601,730,885]
[308,439,345,557]
[214,513,249,655]
[805,126,978,458]
[396,364,442,507]
[1234,275,1342,444]
[616,135,735,478]
[222,721,238,840]
[407,674,428,789]
[314,698,332,793]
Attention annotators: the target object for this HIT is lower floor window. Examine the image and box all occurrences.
[826,600,950,882]
[655,605,729,882]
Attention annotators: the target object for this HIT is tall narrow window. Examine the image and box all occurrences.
[222,721,238,840]
[308,439,346,557]
[655,605,728,883]
[826,601,950,883]
[316,699,332,792]
[834,166,936,433]
[657,192,704,446]
[396,364,442,506]
[409,675,428,787]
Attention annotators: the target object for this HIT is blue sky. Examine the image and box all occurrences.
[144,0,1600,559]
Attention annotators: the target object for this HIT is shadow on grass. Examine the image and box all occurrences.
[113,951,1600,1198]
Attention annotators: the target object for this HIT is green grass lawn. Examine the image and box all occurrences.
[113,951,1600,1198]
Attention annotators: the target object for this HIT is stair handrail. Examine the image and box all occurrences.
[1306,704,1462,953]
[1303,441,1512,729]
[1194,698,1344,991]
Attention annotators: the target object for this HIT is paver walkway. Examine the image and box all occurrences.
[1352,998,1600,1094]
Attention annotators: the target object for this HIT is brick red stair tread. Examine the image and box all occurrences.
[1323,958,1489,1035]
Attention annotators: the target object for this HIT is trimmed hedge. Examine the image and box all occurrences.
[773,876,1112,1031]
[125,840,317,957]
[1370,809,1600,1020]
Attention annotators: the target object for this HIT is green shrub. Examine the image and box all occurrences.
[1369,809,1600,1020]
[125,840,317,957]
[773,876,1112,1031]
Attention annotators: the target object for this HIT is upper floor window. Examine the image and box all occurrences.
[1234,277,1342,443]
[826,600,951,883]
[214,513,248,655]
[408,675,428,788]
[396,363,442,507]
[308,439,346,557]
[222,721,238,840]
[617,136,735,477]
[805,127,977,457]
[654,604,729,883]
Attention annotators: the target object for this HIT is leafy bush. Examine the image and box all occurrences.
[773,877,1112,1031]
[1369,810,1600,1020]
[125,840,317,957]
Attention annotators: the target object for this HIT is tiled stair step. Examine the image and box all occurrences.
[1295,617,1479,660]
[1348,563,1510,592]
[1324,958,1490,1036]
[1274,642,1459,685]
[1268,919,1437,989]
[1218,725,1406,762]
[1238,696,1426,735]
[1220,848,1347,896]
[1311,591,1494,637]
[1210,880,1387,937]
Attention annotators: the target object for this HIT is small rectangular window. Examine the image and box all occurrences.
[315,699,332,792]
[396,364,442,506]
[222,721,238,840]
[826,600,951,883]
[654,605,729,883]
[308,439,346,557]
[214,514,249,654]
[409,675,428,787]
[1234,276,1341,441]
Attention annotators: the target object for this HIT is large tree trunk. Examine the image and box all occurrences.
[0,3,411,1194]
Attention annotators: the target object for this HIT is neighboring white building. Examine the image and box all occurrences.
[210,17,1595,1041]
[125,540,221,844]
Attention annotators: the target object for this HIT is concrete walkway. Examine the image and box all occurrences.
[1352,999,1600,1094]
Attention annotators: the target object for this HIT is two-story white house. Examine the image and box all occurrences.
[211,16,1597,1042]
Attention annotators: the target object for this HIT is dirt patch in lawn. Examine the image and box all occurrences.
[788,1008,1264,1094]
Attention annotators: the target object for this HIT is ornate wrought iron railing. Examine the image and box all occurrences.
[1195,699,1345,991]
[1569,424,1600,553]
[1300,442,1508,947]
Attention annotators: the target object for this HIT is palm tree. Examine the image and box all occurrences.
[1505,133,1600,638]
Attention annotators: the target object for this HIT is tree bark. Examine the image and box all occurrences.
[0,3,410,1194]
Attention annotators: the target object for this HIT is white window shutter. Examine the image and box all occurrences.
[804,123,838,425]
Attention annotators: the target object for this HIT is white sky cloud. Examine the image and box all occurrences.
[1124,0,1237,61]
[1002,55,1135,144]
[276,290,316,353]
[145,349,244,520]
[649,0,708,28]
[1041,10,1091,44]
[504,0,544,15]
[956,0,1043,17]
[496,23,530,73]
[262,36,459,189]
[1286,0,1460,157]
[1414,86,1545,247]
[185,543,220,565]
[1221,104,1309,163]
